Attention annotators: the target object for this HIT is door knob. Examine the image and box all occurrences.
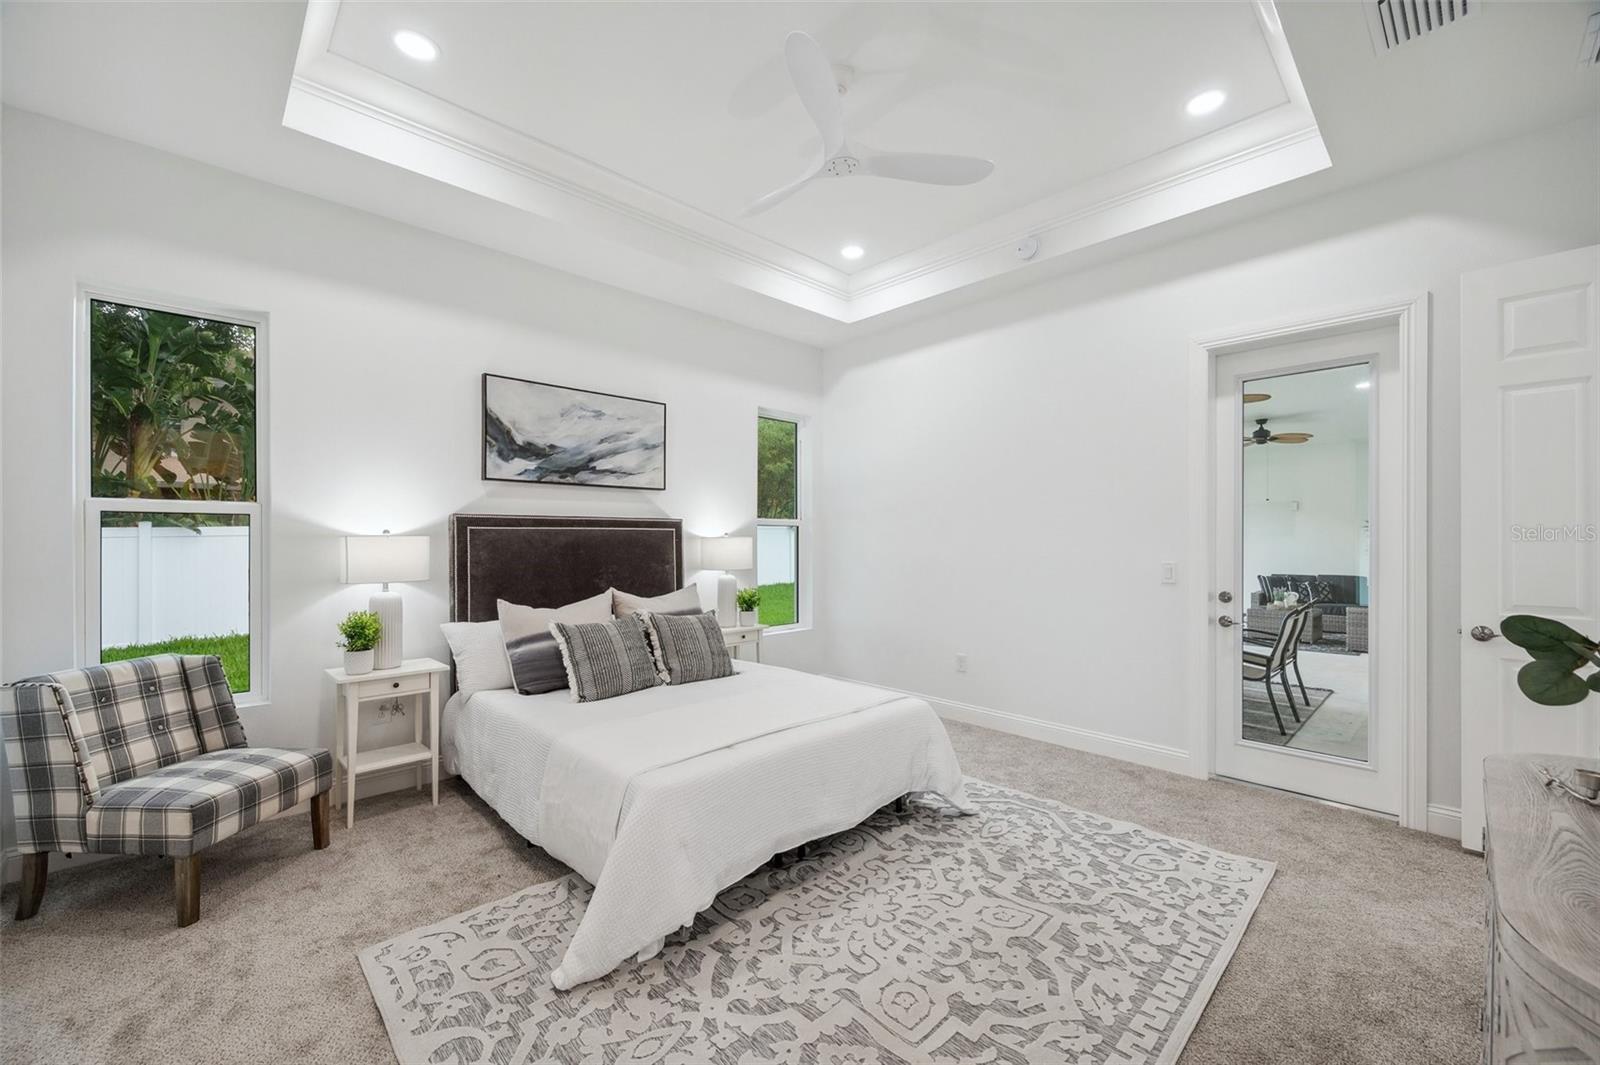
[1470,625,1498,642]
[1218,591,1233,603]
[1217,616,1237,628]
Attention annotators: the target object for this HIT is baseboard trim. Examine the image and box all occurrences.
[824,674,1193,777]
[1426,803,1462,840]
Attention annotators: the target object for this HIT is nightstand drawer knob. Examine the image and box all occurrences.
[392,681,400,689]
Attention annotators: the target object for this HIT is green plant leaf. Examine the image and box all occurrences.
[1502,614,1598,663]
[1588,671,1600,693]
[1516,659,1592,706]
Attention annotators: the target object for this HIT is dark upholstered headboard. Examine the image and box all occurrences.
[449,514,683,622]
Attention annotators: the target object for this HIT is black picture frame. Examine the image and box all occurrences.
[481,373,667,491]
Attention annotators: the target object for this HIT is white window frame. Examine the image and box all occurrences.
[756,408,809,633]
[76,285,270,707]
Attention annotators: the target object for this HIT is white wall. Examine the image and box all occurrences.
[818,117,1600,810]
[1242,441,1369,591]
[0,111,825,833]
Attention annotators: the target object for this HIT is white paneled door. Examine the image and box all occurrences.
[1460,245,1600,850]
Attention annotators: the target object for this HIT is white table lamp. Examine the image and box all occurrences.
[341,532,430,670]
[701,535,753,624]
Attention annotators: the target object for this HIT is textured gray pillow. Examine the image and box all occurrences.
[612,585,704,618]
[497,591,613,695]
[549,614,665,702]
[644,611,734,686]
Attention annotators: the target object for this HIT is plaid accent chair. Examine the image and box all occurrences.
[2,654,332,926]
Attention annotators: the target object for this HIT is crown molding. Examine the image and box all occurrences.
[286,0,1329,326]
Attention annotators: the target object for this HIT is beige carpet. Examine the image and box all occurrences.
[0,719,1483,1065]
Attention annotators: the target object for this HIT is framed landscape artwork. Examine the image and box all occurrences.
[481,373,666,490]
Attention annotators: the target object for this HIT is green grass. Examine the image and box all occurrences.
[757,583,796,627]
[101,633,249,692]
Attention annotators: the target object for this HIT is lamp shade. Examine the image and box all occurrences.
[341,535,430,585]
[701,535,753,571]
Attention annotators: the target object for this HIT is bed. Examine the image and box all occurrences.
[444,513,971,988]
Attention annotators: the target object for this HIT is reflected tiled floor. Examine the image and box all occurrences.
[1283,648,1370,760]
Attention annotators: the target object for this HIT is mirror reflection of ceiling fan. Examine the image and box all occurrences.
[1243,418,1313,446]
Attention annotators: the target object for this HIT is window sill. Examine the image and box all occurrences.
[762,625,812,638]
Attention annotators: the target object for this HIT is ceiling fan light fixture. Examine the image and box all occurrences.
[1186,89,1226,117]
[840,244,865,261]
[393,29,439,62]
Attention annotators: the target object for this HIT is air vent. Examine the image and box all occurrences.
[1582,10,1600,65]
[1365,0,1476,52]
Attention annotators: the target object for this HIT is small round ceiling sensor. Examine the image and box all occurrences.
[1186,89,1226,116]
[1014,236,1040,261]
[393,30,439,62]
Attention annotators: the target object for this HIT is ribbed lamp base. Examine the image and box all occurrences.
[370,589,404,670]
[715,572,737,626]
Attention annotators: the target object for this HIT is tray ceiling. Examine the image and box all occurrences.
[286,1,1328,323]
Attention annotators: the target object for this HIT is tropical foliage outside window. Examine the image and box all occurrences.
[87,298,260,695]
[756,415,800,627]
[90,299,256,506]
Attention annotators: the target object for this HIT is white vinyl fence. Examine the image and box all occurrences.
[100,523,249,648]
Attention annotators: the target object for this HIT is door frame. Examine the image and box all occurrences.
[1184,293,1431,830]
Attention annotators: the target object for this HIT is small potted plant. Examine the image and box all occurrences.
[338,610,382,676]
[735,587,761,627]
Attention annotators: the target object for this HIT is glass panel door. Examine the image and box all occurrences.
[1238,364,1371,763]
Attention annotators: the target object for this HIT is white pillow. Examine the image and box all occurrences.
[440,619,513,698]
[612,585,704,618]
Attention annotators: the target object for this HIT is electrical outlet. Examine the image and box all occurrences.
[955,652,968,673]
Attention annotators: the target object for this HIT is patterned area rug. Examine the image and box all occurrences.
[1242,681,1333,747]
[360,779,1274,1065]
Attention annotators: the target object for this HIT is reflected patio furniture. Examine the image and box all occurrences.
[1241,604,1312,736]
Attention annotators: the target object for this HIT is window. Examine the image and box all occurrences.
[82,295,265,701]
[756,413,801,628]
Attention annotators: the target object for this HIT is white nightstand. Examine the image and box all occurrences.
[722,624,764,663]
[324,657,450,829]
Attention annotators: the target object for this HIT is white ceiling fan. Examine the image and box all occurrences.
[742,31,995,217]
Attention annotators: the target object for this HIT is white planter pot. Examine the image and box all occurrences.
[344,649,375,676]
[739,611,755,627]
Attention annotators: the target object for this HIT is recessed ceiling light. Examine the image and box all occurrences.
[1186,89,1226,117]
[840,244,865,261]
[1355,380,1372,390]
[393,30,439,62]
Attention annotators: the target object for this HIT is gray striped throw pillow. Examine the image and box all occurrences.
[549,614,665,702]
[644,611,734,685]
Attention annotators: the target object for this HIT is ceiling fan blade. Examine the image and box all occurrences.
[1269,433,1313,443]
[859,149,994,185]
[741,164,821,216]
[784,31,846,160]
[1243,393,1271,404]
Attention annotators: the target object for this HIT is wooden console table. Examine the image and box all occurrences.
[1482,754,1600,1063]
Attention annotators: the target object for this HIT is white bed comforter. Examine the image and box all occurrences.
[449,663,970,989]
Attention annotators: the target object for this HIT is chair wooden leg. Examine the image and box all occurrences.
[893,795,910,815]
[174,855,201,927]
[311,791,331,850]
[15,853,47,921]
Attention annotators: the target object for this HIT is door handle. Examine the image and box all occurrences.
[1469,625,1498,642]
[1217,616,1237,628]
